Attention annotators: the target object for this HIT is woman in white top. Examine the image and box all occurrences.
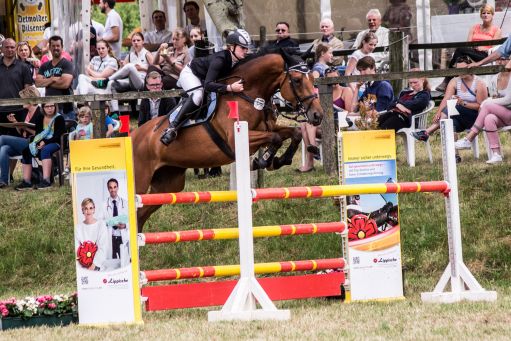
[75,198,110,271]
[76,40,119,95]
[455,58,511,164]
[345,32,378,77]
[92,32,154,113]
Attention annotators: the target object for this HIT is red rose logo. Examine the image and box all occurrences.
[373,258,378,263]
[348,214,378,241]
[77,241,98,268]
[103,279,107,284]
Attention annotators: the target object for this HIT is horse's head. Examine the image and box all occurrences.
[279,64,323,126]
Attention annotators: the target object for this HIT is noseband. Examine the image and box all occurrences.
[279,64,318,123]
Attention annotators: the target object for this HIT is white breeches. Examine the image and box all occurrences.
[177,65,203,106]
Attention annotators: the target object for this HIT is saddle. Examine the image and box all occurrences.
[168,92,218,128]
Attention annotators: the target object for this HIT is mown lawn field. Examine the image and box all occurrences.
[0,130,510,340]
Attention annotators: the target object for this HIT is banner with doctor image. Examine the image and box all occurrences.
[70,138,142,326]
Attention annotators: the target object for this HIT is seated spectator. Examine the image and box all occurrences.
[15,102,65,190]
[436,4,501,92]
[69,105,115,140]
[149,27,191,90]
[487,56,510,98]
[355,56,394,112]
[326,67,354,112]
[345,32,378,77]
[311,18,344,66]
[92,32,153,116]
[144,10,172,52]
[378,73,431,131]
[138,72,177,127]
[269,22,299,49]
[76,40,119,95]
[455,59,511,164]
[35,35,75,120]
[16,41,40,80]
[189,26,214,59]
[413,56,488,162]
[353,9,390,64]
[311,44,333,78]
[0,87,41,188]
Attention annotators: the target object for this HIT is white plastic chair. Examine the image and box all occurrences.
[397,100,435,167]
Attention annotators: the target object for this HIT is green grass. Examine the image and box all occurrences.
[1,130,510,338]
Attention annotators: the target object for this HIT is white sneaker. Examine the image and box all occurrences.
[486,154,503,164]
[455,138,472,149]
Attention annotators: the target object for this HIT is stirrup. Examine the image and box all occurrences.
[160,127,178,146]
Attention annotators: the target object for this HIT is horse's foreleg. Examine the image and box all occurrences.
[247,130,282,170]
[271,126,302,170]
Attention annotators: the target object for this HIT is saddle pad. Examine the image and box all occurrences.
[169,93,217,128]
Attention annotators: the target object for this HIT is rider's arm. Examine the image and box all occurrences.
[203,55,229,93]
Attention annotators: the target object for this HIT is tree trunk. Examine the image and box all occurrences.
[201,0,245,38]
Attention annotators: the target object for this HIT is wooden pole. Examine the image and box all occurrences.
[91,100,106,138]
[389,31,407,95]
[318,84,336,176]
[257,25,267,188]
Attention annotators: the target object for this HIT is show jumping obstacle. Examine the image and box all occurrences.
[136,119,496,322]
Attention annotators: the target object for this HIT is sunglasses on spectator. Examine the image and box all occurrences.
[275,28,287,32]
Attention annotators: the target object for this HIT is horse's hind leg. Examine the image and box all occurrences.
[271,126,302,170]
[136,166,186,232]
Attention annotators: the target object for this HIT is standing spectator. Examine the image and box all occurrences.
[16,41,40,80]
[144,10,173,52]
[382,0,413,41]
[353,9,390,64]
[0,38,34,136]
[311,18,344,66]
[413,56,488,163]
[102,178,129,262]
[15,102,65,190]
[36,35,76,120]
[150,27,191,90]
[92,19,105,40]
[269,22,299,49]
[436,4,501,92]
[92,32,153,117]
[138,71,177,127]
[100,0,123,58]
[76,40,119,95]
[183,1,207,37]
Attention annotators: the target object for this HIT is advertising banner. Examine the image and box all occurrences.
[70,138,142,325]
[340,130,404,301]
[16,0,50,47]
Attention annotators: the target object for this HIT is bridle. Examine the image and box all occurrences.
[278,64,318,123]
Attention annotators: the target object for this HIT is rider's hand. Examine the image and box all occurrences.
[229,80,244,92]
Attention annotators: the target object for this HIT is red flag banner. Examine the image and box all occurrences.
[227,101,239,120]
[119,115,130,136]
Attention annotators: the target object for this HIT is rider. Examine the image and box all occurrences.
[160,28,251,145]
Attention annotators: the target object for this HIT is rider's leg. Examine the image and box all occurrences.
[160,66,203,145]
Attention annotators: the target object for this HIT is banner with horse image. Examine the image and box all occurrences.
[70,138,142,325]
[339,130,404,302]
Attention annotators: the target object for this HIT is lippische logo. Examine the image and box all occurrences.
[103,277,129,285]
[374,257,398,264]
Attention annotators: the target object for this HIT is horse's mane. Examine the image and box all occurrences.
[233,47,305,71]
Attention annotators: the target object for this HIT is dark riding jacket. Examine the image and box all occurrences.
[189,50,236,94]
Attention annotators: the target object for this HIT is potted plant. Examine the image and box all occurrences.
[0,293,78,330]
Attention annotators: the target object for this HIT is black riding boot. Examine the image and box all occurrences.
[160,96,199,146]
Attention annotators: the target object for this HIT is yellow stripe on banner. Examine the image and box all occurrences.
[416,182,421,192]
[193,192,200,203]
[170,193,177,204]
[214,265,240,277]
[175,232,181,243]
[306,187,312,197]
[291,225,297,235]
[175,269,181,279]
[198,267,204,278]
[284,188,290,199]
[312,260,318,271]
[312,223,318,234]
[290,261,296,271]
[198,230,204,240]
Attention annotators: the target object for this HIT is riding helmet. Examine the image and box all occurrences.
[226,29,251,48]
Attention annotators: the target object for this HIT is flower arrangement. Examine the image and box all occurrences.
[355,94,379,130]
[0,293,77,319]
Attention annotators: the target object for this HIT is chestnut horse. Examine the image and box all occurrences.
[132,49,323,231]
